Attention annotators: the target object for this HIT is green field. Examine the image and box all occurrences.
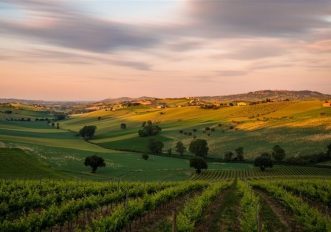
[60,100,331,159]
[0,100,331,181]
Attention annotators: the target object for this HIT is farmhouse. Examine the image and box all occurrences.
[323,102,331,107]
[139,100,152,105]
[237,102,247,106]
[156,103,167,109]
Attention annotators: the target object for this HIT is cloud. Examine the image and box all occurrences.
[0,48,152,70]
[187,0,331,38]
[0,0,161,53]
[215,70,249,77]
[1,0,331,56]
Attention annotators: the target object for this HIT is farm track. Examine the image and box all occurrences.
[126,190,203,232]
[254,188,302,232]
[193,186,232,232]
[192,183,241,232]
[51,198,131,232]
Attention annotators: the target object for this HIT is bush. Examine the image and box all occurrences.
[142,153,149,160]
[79,125,97,140]
[148,139,164,155]
[176,141,186,156]
[272,145,286,162]
[189,139,209,157]
[120,123,127,129]
[84,155,106,173]
[254,153,273,171]
[235,147,244,161]
[190,157,208,174]
[138,120,161,137]
[224,151,234,161]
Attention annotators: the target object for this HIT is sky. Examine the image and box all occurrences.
[0,0,331,101]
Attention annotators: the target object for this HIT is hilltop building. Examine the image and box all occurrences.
[323,101,331,107]
[236,102,247,106]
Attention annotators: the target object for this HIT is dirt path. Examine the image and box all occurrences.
[126,190,202,232]
[194,184,240,232]
[254,188,302,232]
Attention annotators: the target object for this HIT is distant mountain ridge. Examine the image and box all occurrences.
[199,90,331,102]
[1,90,330,105]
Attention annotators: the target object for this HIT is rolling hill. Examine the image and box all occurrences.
[61,99,331,159]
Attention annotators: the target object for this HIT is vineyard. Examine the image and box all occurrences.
[191,166,331,180]
[0,178,330,231]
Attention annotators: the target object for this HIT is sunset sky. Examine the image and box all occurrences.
[1,0,331,101]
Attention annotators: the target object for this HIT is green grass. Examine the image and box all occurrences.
[60,100,331,159]
[1,101,331,181]
[0,148,59,178]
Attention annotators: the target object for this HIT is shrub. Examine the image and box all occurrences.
[142,153,149,160]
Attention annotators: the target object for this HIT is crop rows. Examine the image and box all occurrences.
[1,179,330,231]
[191,166,331,180]
[251,180,331,232]
[0,181,177,231]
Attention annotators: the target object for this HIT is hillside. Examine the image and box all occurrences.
[200,90,331,102]
[61,99,331,159]
[0,148,59,178]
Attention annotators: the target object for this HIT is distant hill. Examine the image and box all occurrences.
[1,90,330,105]
[100,96,158,104]
[0,98,92,106]
[200,90,331,102]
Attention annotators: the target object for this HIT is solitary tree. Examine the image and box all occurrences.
[79,125,97,140]
[224,151,234,161]
[148,139,164,155]
[327,143,331,157]
[272,145,286,162]
[84,155,106,173]
[254,153,273,171]
[142,153,149,160]
[175,141,186,156]
[189,139,209,157]
[120,123,127,129]
[235,147,244,161]
[190,157,208,174]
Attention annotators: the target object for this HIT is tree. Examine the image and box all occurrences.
[142,153,149,160]
[189,139,209,157]
[272,145,286,162]
[148,139,164,155]
[98,116,101,121]
[176,141,186,156]
[235,147,244,161]
[254,153,273,171]
[167,148,172,155]
[79,125,97,140]
[138,120,161,137]
[84,155,106,173]
[327,143,331,157]
[56,122,60,129]
[190,157,208,174]
[54,113,67,121]
[120,123,127,129]
[224,151,234,161]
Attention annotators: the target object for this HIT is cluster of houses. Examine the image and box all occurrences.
[79,98,331,113]
[323,101,331,107]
